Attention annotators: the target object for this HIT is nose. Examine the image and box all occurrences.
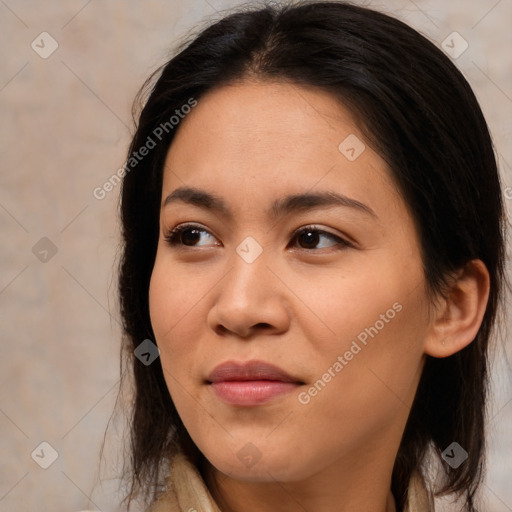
[207,249,291,339]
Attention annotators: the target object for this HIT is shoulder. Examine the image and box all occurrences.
[146,494,181,512]
[404,470,435,512]
[146,451,221,512]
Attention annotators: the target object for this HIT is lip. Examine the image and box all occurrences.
[206,360,303,406]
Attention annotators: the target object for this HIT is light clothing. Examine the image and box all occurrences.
[149,451,433,512]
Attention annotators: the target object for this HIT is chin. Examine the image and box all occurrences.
[200,444,313,483]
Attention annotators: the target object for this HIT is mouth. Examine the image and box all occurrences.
[206,360,304,406]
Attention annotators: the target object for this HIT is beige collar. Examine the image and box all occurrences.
[149,451,433,512]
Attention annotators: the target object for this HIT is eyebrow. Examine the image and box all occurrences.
[162,186,377,220]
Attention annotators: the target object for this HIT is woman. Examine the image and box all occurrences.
[117,1,506,511]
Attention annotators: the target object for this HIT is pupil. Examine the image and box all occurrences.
[183,228,200,245]
[300,230,318,248]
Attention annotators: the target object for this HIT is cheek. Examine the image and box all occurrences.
[148,258,201,368]
[320,288,426,412]
[292,300,427,471]
[293,259,406,352]
[148,259,206,418]
[298,254,428,401]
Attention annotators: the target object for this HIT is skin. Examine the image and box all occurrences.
[148,80,490,512]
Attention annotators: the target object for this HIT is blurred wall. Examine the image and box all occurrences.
[0,0,510,510]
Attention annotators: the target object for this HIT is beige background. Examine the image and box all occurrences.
[0,0,510,510]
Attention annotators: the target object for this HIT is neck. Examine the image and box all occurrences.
[200,450,398,512]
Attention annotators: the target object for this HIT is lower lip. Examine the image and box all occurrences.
[210,380,301,406]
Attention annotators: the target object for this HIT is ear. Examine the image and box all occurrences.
[424,259,490,358]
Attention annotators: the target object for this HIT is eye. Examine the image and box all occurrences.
[164,223,219,247]
[290,225,351,251]
[163,223,351,251]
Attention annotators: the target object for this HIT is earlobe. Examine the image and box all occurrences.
[424,259,490,358]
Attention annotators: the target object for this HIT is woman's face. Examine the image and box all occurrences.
[149,80,433,482]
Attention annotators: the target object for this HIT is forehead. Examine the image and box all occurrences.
[161,80,402,221]
[167,79,362,160]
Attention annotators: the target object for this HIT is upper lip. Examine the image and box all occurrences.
[206,360,302,384]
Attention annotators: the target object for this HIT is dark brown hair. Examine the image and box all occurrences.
[116,1,506,510]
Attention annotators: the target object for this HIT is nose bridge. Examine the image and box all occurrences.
[235,234,266,267]
[225,236,270,299]
[208,237,289,336]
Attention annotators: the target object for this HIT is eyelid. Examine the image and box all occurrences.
[163,222,353,250]
[164,222,219,246]
[313,225,357,246]
[291,224,353,250]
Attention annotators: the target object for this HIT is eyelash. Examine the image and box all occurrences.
[163,223,352,252]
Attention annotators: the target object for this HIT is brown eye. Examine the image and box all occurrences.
[297,229,321,249]
[164,224,218,247]
[180,228,201,246]
[164,224,350,251]
[292,226,350,251]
